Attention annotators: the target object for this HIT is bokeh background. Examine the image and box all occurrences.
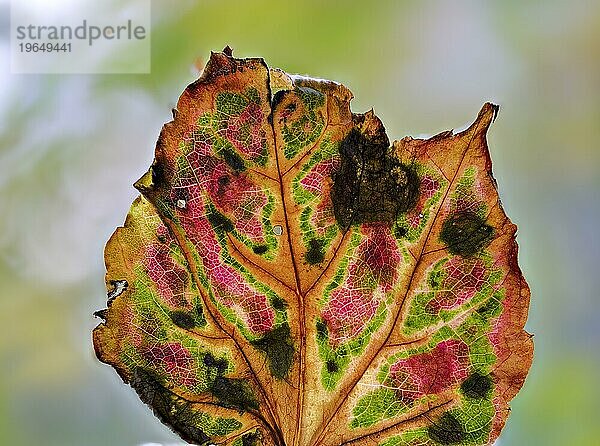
[1,1,598,445]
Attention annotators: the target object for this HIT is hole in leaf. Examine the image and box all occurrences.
[107,279,128,302]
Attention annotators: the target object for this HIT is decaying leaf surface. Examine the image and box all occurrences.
[93,49,533,446]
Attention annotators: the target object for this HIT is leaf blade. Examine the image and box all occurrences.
[94,52,532,446]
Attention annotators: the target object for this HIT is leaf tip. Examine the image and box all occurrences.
[479,102,500,125]
[93,309,107,320]
[134,167,154,192]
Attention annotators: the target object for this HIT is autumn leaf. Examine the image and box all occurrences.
[93,48,533,446]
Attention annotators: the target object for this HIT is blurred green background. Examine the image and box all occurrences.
[1,1,598,445]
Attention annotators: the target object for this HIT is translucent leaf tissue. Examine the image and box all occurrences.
[93,48,533,446]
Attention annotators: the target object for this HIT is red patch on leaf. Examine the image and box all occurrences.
[300,157,339,195]
[174,187,274,334]
[144,342,197,388]
[427,257,488,313]
[406,175,441,228]
[322,224,401,346]
[221,102,266,161]
[176,149,268,243]
[145,238,189,308]
[389,339,469,403]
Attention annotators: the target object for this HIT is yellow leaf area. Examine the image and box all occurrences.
[93,49,532,446]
